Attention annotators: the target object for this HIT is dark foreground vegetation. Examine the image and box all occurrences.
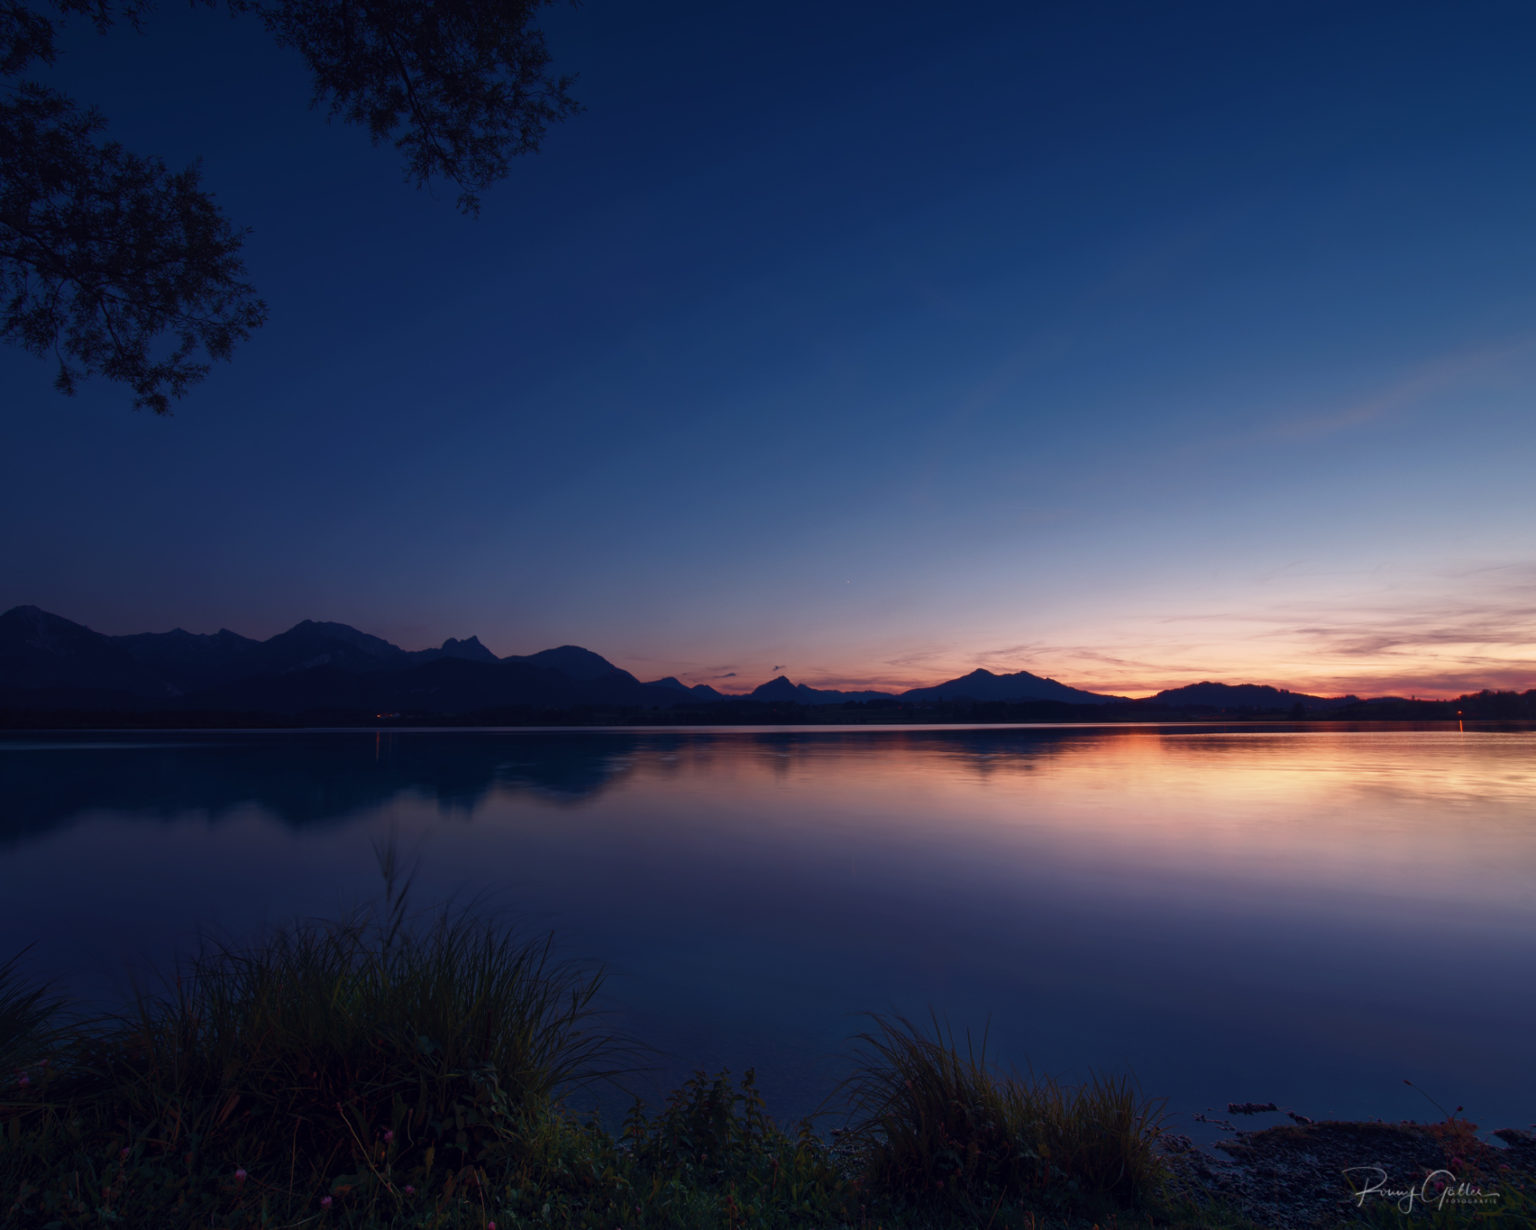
[2,859,1529,1229]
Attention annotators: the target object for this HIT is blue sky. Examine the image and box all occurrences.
[4,0,1535,696]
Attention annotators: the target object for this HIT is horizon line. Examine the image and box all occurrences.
[6,603,1528,705]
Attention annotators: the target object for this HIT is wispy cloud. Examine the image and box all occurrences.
[1269,332,1536,443]
[1110,581,1534,696]
[1158,331,1536,474]
[641,564,1536,700]
[881,645,954,671]
[932,562,1536,698]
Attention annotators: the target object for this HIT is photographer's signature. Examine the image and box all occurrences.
[1344,1166,1500,1213]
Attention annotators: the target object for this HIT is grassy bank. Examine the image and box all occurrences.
[1,867,1526,1229]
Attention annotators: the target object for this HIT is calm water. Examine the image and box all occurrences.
[2,724,1533,1139]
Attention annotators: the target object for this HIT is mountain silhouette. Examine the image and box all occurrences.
[0,608,689,715]
[116,626,263,693]
[176,654,686,715]
[0,606,169,699]
[5,606,1412,721]
[436,636,497,663]
[747,676,896,705]
[901,667,1117,705]
[235,619,413,677]
[1148,682,1358,711]
[645,676,728,701]
[505,645,633,682]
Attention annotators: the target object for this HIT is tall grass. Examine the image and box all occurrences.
[0,947,63,1076]
[9,844,628,1208]
[843,1012,1168,1215]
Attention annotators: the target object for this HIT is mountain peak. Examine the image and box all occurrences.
[903,665,1114,706]
[1,605,94,641]
[506,645,627,682]
[744,675,897,705]
[747,676,801,701]
[437,635,497,663]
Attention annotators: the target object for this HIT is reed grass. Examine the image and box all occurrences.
[1,844,631,1222]
[0,947,64,1076]
[842,1012,1169,1215]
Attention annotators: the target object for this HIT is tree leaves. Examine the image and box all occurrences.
[0,0,577,412]
[249,0,580,215]
[0,83,267,413]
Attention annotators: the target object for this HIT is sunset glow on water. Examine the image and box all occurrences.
[2,725,1532,1139]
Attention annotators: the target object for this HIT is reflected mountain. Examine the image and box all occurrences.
[0,727,1094,848]
[0,731,656,845]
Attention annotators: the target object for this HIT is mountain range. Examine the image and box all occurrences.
[0,605,1369,718]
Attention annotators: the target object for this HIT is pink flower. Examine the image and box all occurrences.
[384,1130,394,1142]
[235,1168,247,1183]
[489,1223,497,1230]
[404,1185,415,1195]
[120,1147,130,1160]
[321,1195,332,1207]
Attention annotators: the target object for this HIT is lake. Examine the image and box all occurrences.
[2,723,1532,1140]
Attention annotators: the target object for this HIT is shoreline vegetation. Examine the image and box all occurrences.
[3,858,1532,1229]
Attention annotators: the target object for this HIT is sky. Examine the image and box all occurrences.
[3,0,1536,699]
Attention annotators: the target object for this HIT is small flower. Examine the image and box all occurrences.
[383,1130,394,1142]
[321,1195,332,1208]
[489,1222,497,1230]
[120,1147,130,1160]
[235,1168,247,1183]
[404,1186,415,1195]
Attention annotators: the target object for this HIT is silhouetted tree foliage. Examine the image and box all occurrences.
[1,0,577,412]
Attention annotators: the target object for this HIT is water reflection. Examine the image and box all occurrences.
[0,731,654,842]
[1,725,1533,1140]
[0,727,1098,843]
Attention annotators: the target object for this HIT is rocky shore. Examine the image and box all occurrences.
[1159,1119,1536,1229]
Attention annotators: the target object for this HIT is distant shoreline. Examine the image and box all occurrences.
[3,695,1535,731]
